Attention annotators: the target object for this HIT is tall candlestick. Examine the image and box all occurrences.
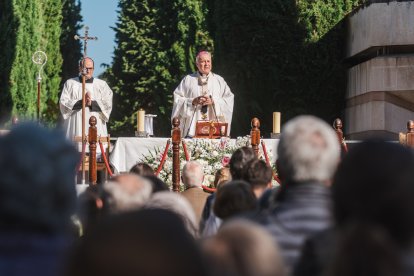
[273,112,281,133]
[137,109,145,132]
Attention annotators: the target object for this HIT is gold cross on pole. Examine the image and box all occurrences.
[74,26,98,58]
[74,26,98,185]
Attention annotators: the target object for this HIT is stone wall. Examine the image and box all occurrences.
[345,1,414,139]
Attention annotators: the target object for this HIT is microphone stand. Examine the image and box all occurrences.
[209,95,219,123]
[185,103,198,138]
[210,95,227,137]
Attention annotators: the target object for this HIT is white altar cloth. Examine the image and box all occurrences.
[109,137,279,173]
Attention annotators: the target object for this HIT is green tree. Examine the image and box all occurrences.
[0,0,17,124]
[60,0,82,84]
[106,0,212,136]
[6,0,43,121]
[208,0,363,136]
[41,0,64,125]
[0,0,71,126]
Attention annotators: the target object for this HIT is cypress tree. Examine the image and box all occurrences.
[0,0,16,124]
[7,0,43,121]
[60,0,82,84]
[0,0,68,126]
[41,0,64,125]
[107,0,212,136]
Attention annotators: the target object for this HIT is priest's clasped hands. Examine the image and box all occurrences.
[85,91,92,106]
[192,95,213,106]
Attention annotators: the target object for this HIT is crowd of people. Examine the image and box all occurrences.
[1,114,414,276]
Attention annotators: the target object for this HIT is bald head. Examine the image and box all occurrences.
[182,161,204,188]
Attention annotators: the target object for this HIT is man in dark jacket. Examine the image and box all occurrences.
[259,115,340,272]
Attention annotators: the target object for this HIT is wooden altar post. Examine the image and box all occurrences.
[251,118,260,157]
[333,118,344,146]
[172,117,181,192]
[403,120,414,147]
[88,116,98,185]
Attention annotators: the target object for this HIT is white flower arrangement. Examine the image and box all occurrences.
[141,136,274,189]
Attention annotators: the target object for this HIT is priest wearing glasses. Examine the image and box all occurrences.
[59,57,113,139]
[171,51,234,137]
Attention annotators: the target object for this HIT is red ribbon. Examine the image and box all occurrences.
[99,140,114,177]
[261,140,281,184]
[182,140,190,161]
[202,185,216,193]
[155,140,171,176]
[261,141,271,165]
[342,141,348,153]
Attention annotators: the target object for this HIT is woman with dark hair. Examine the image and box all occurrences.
[229,147,256,180]
[214,180,257,220]
[295,140,414,276]
[129,162,154,176]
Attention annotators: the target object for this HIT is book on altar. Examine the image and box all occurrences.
[195,120,228,139]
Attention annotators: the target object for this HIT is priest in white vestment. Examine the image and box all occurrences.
[172,51,234,137]
[59,57,113,140]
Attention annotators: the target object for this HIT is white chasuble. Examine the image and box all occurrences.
[172,72,234,137]
[59,77,113,139]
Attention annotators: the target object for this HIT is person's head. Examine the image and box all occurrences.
[214,180,257,220]
[182,161,204,188]
[143,175,169,193]
[129,162,154,176]
[79,57,94,79]
[196,51,212,75]
[213,167,231,188]
[332,140,414,245]
[145,191,198,237]
[66,209,210,276]
[230,147,256,180]
[244,159,273,198]
[327,140,414,276]
[202,219,286,276]
[77,185,106,234]
[0,122,79,233]
[104,174,152,213]
[277,115,340,184]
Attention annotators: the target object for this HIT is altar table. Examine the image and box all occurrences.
[109,137,280,173]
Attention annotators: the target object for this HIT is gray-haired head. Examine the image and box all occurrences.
[104,174,152,213]
[182,161,204,188]
[145,191,199,238]
[277,115,340,183]
[0,122,79,232]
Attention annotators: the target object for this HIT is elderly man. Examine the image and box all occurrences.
[260,115,340,272]
[103,174,153,214]
[181,161,210,224]
[59,57,113,139]
[171,51,234,137]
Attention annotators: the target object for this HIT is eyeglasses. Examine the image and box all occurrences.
[85,67,94,70]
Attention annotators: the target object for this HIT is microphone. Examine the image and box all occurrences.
[185,102,198,138]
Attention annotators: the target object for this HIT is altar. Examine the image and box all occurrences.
[109,137,280,173]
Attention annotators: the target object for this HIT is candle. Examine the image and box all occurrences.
[273,112,281,133]
[137,109,145,132]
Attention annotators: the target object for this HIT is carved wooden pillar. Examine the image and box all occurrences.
[88,116,97,185]
[333,118,344,146]
[250,118,260,157]
[406,120,414,147]
[172,117,181,192]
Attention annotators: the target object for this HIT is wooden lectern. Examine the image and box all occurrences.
[194,121,228,139]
